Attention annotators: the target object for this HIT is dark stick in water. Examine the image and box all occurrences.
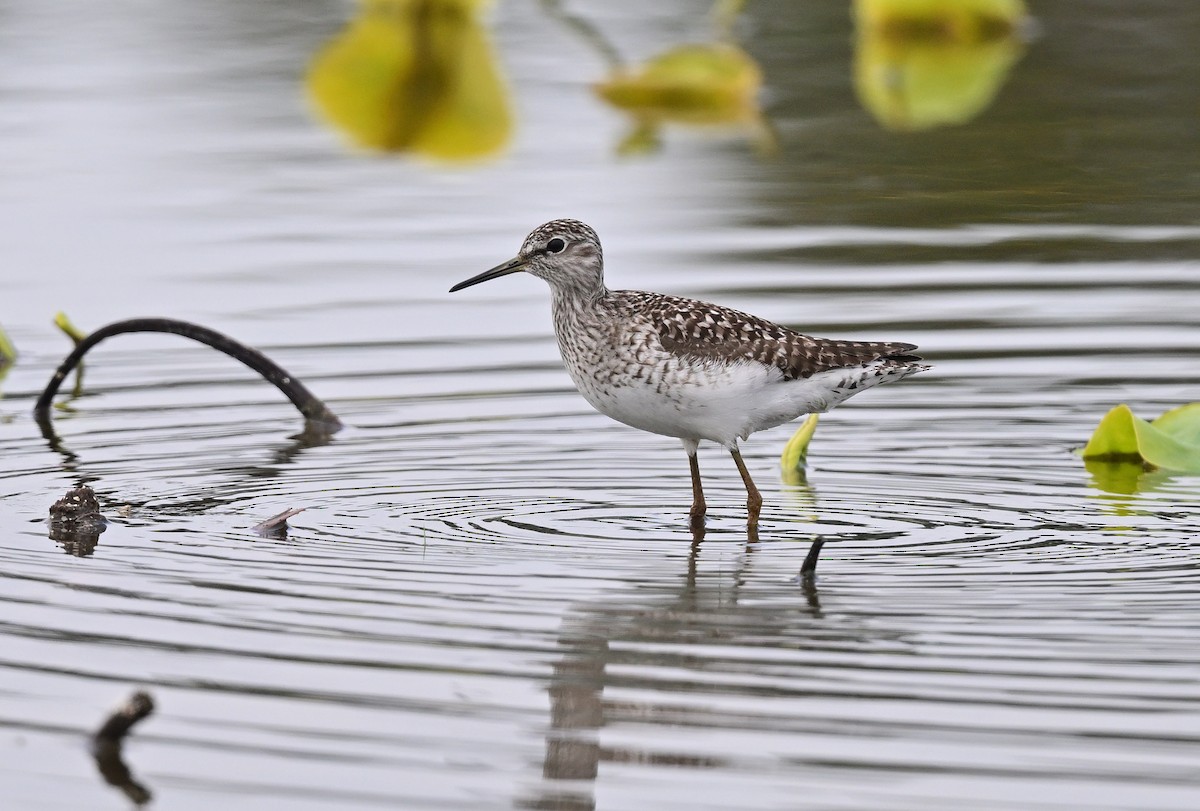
[92,690,156,806]
[34,317,342,432]
[800,538,825,579]
[94,690,155,744]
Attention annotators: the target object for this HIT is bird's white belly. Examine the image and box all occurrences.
[568,357,833,446]
[566,348,912,446]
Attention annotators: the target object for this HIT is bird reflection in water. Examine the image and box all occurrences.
[521,518,843,810]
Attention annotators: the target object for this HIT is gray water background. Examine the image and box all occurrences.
[1,1,1199,809]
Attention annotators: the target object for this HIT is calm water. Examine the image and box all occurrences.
[2,1,1199,809]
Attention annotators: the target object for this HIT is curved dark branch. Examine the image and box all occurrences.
[93,690,156,806]
[34,318,342,433]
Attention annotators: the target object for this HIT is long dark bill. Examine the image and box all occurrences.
[449,257,526,292]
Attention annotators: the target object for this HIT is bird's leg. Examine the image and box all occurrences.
[683,439,705,530]
[729,445,762,526]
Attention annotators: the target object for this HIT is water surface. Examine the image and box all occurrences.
[1,1,1198,809]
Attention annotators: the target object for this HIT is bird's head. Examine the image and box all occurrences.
[450,219,605,299]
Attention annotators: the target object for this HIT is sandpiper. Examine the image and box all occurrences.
[451,219,926,529]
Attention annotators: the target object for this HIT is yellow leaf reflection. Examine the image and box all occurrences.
[853,0,1032,131]
[307,0,512,162]
[1084,458,1172,499]
[594,43,774,156]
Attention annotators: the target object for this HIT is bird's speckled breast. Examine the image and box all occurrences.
[553,294,670,399]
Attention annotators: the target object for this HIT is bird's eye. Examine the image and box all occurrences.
[546,238,566,254]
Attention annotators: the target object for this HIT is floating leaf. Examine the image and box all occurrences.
[780,414,820,486]
[307,0,512,162]
[597,43,761,124]
[853,0,1030,131]
[1079,403,1200,473]
[595,43,774,155]
[0,323,14,395]
[0,323,15,370]
[855,0,1029,42]
[1150,403,1200,449]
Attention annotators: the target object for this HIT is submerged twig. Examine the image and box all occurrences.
[800,538,824,579]
[92,690,156,806]
[34,317,342,435]
[797,538,824,613]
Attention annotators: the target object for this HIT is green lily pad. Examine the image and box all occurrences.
[1079,403,1200,473]
[1151,403,1200,448]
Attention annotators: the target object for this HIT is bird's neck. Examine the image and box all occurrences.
[549,280,608,322]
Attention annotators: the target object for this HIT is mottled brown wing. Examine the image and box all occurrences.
[616,291,919,380]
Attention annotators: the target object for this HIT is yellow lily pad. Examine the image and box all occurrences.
[853,0,1030,131]
[855,0,1029,42]
[0,323,15,369]
[780,414,820,481]
[595,42,774,156]
[1079,403,1200,473]
[1150,403,1200,448]
[307,0,512,161]
[596,43,762,125]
